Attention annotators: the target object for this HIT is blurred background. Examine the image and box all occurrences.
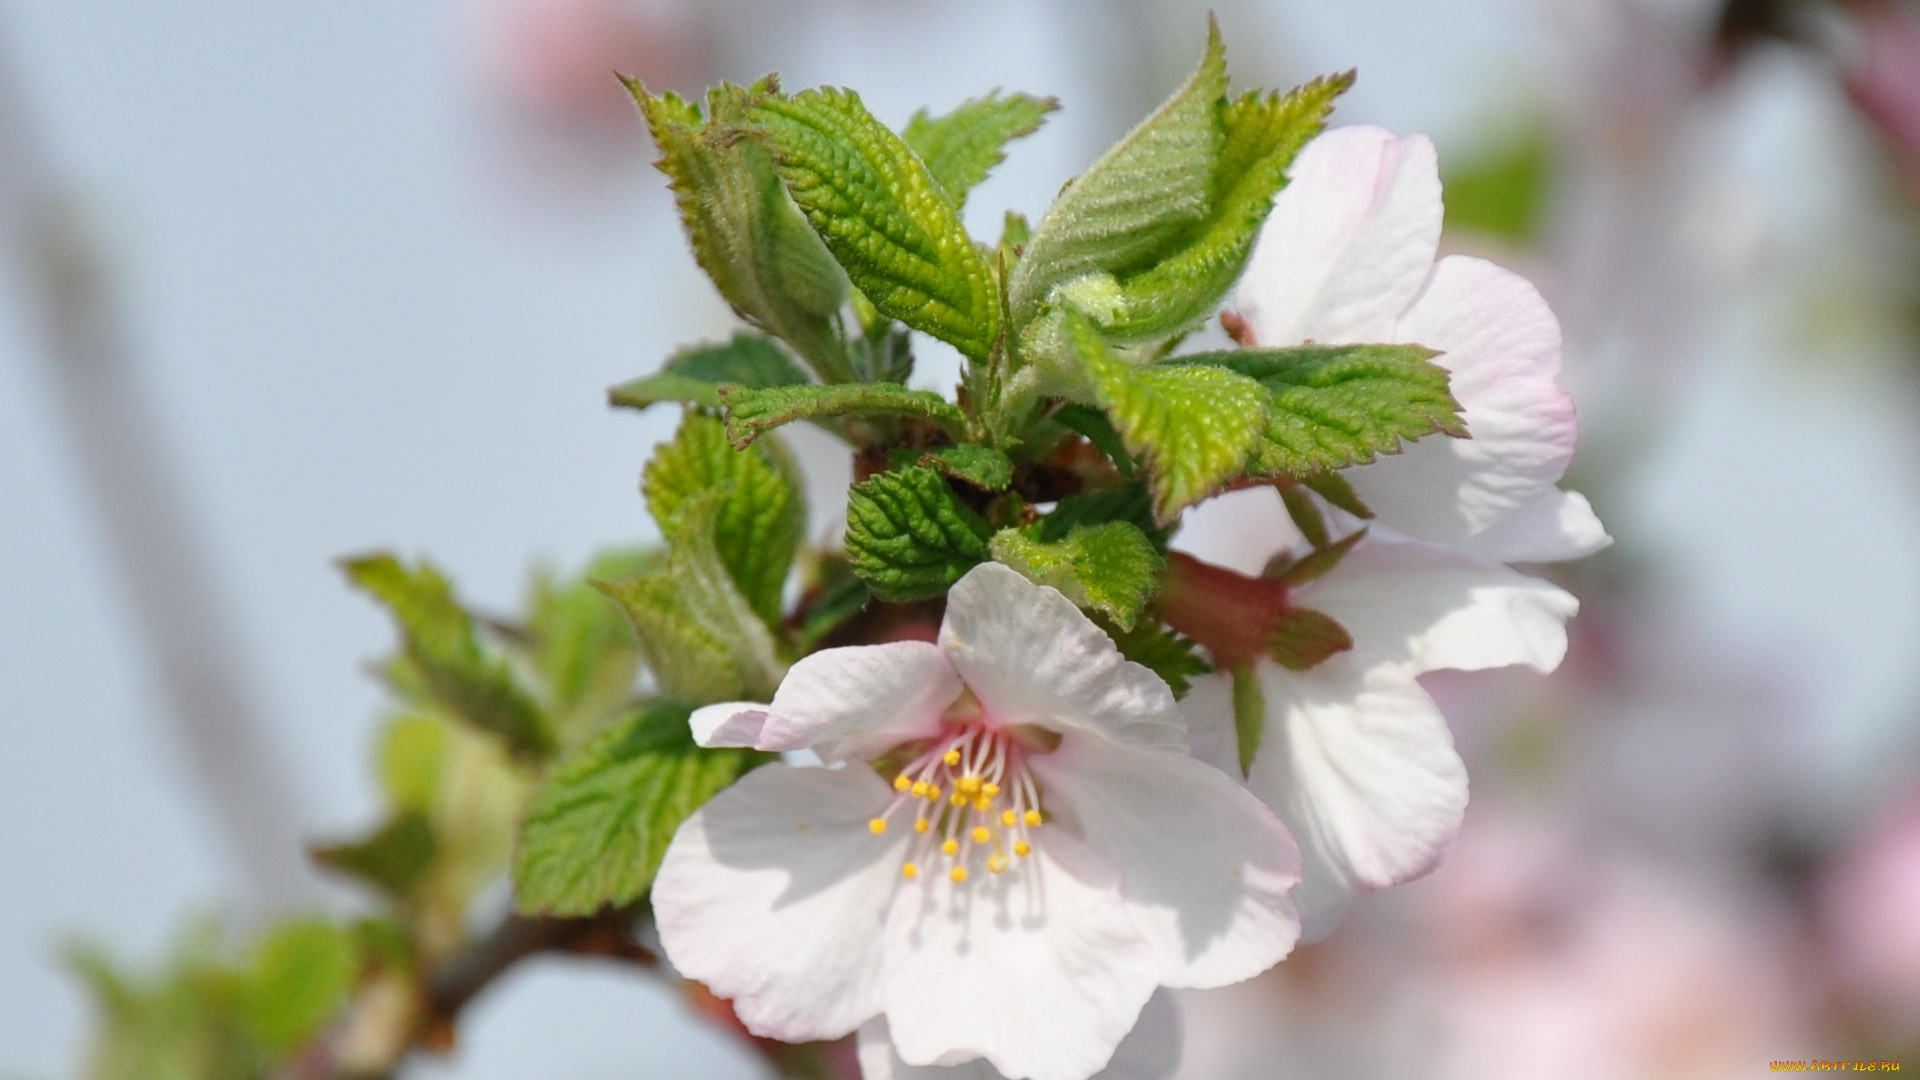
[3,0,1918,1076]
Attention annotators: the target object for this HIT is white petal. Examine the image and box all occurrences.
[881,826,1161,1080]
[758,640,964,762]
[856,989,1181,1080]
[940,563,1185,751]
[653,764,899,1041]
[1349,256,1581,547]
[1032,736,1300,988]
[1248,657,1468,941]
[1175,673,1240,776]
[1454,487,1613,563]
[689,702,770,748]
[1298,533,1578,675]
[1233,126,1442,346]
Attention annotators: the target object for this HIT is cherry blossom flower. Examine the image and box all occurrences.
[856,989,1181,1080]
[1170,123,1607,941]
[651,563,1300,1080]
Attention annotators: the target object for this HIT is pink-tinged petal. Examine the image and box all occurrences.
[940,563,1185,751]
[1350,255,1581,547]
[1175,673,1240,776]
[689,702,770,748]
[1233,126,1442,347]
[1297,533,1577,675]
[1032,735,1300,989]
[653,764,899,1041]
[881,825,1160,1080]
[757,641,964,762]
[1455,487,1612,564]
[1248,657,1467,941]
[856,989,1181,1080]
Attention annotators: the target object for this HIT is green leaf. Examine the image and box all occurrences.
[1443,121,1552,244]
[378,713,451,814]
[893,444,1014,491]
[244,920,355,1054]
[1008,21,1227,328]
[644,413,804,623]
[341,554,555,760]
[754,88,1000,359]
[798,574,871,649]
[1173,344,1463,476]
[844,465,992,602]
[1274,528,1366,587]
[990,522,1162,629]
[1268,606,1353,671]
[903,91,1058,207]
[609,332,809,412]
[1099,617,1213,698]
[310,813,437,900]
[525,548,657,744]
[1067,311,1268,520]
[1301,470,1372,518]
[722,383,966,447]
[1051,403,1135,476]
[1230,664,1264,777]
[630,79,851,381]
[1099,72,1353,345]
[597,492,785,704]
[1040,482,1171,550]
[513,701,764,916]
[1277,482,1331,549]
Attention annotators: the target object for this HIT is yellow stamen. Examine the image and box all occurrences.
[1024,810,1042,827]
[982,782,1000,797]
[941,838,959,856]
[950,866,969,883]
[902,862,919,879]
[1014,841,1031,857]
[973,796,991,812]
[911,781,929,798]
[971,826,990,844]
[869,818,887,834]
[913,818,930,834]
[927,787,942,801]
[950,792,967,806]
[988,855,1007,873]
[1001,810,1017,827]
[894,774,912,792]
[943,749,962,766]
[957,775,981,794]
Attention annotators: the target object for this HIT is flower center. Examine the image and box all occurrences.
[868,724,1044,884]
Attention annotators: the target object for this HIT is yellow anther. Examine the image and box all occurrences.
[913,818,930,833]
[949,792,965,807]
[973,796,991,812]
[958,776,981,794]
[894,774,912,792]
[988,855,1007,874]
[927,787,942,801]
[982,782,1001,797]
[1024,810,1042,827]
[911,781,929,798]
[971,826,990,844]
[1014,841,1031,857]
[950,867,969,883]
[941,838,959,856]
[943,749,962,766]
[1001,810,1017,827]
[902,862,919,879]
[869,818,888,834]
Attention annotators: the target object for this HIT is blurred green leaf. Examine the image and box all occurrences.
[1443,123,1552,245]
[311,813,436,901]
[525,548,657,745]
[243,920,354,1054]
[609,333,810,413]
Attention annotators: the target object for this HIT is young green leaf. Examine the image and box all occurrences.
[894,443,1014,492]
[722,383,967,447]
[644,413,804,624]
[990,521,1163,629]
[341,554,555,760]
[1039,482,1170,549]
[754,88,1000,359]
[244,920,355,1054]
[524,549,656,746]
[310,813,437,900]
[1173,343,1463,476]
[1098,617,1213,698]
[631,79,851,381]
[798,574,872,649]
[1098,72,1354,345]
[513,701,764,916]
[903,91,1058,207]
[1301,469,1373,518]
[844,465,992,601]
[1067,311,1269,520]
[609,332,810,413]
[1230,664,1264,777]
[597,492,786,704]
[1008,21,1227,328]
